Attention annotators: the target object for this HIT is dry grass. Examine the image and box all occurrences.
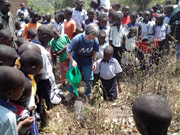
[39,46,180,135]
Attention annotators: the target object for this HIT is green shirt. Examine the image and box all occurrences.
[49,34,71,62]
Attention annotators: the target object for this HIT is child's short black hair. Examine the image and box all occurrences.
[164,5,173,13]
[98,12,108,21]
[104,46,114,54]
[54,10,61,16]
[122,5,130,11]
[152,5,158,12]
[76,26,84,33]
[90,0,98,9]
[132,94,172,135]
[57,12,64,20]
[0,45,18,66]
[156,13,165,19]
[0,29,12,39]
[0,66,25,96]
[115,12,123,20]
[28,28,37,39]
[15,37,28,48]
[98,30,106,37]
[87,7,95,13]
[20,50,43,68]
[130,11,138,17]
[65,7,73,16]
[24,17,31,24]
[112,2,121,8]
[109,10,117,17]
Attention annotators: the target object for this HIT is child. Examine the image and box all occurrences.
[64,7,76,40]
[90,0,99,20]
[152,14,171,53]
[112,2,121,13]
[72,0,88,27]
[132,94,172,135]
[15,37,28,49]
[108,10,116,27]
[166,0,172,5]
[94,46,122,101]
[137,11,143,22]
[122,5,130,25]
[110,12,128,63]
[23,10,41,39]
[139,10,153,40]
[163,5,173,24]
[0,29,14,48]
[98,0,111,14]
[121,27,138,66]
[49,26,71,90]
[56,12,65,35]
[0,45,18,67]
[28,28,37,42]
[98,13,111,43]
[159,4,164,14]
[0,66,25,135]
[127,11,141,39]
[97,31,109,59]
[82,7,97,29]
[44,13,52,24]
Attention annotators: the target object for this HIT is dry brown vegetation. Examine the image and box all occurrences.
[39,43,180,135]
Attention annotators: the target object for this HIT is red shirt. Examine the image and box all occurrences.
[122,16,130,25]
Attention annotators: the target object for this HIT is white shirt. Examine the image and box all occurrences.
[154,24,171,41]
[99,0,110,14]
[164,16,171,24]
[97,42,109,59]
[72,8,88,27]
[94,58,123,80]
[109,25,128,47]
[139,21,152,39]
[125,36,137,51]
[100,26,111,44]
[16,8,29,18]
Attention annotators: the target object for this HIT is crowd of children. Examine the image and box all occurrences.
[0,0,180,134]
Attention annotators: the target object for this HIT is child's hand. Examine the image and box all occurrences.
[22,117,34,128]
[118,85,122,93]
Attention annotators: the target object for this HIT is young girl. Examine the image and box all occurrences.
[110,12,128,64]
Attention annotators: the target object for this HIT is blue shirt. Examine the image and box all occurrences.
[67,33,99,66]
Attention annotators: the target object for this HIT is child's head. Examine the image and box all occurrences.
[0,45,18,67]
[90,0,98,10]
[128,27,137,38]
[15,21,21,30]
[159,4,164,13]
[166,0,172,5]
[30,10,39,23]
[98,30,106,45]
[109,10,116,23]
[16,78,32,104]
[24,17,31,24]
[18,11,24,21]
[75,26,84,36]
[115,12,123,26]
[156,2,161,8]
[143,10,151,22]
[87,8,95,21]
[130,11,138,24]
[122,5,130,17]
[28,28,37,40]
[20,50,43,75]
[139,11,143,17]
[104,46,114,62]
[99,13,108,28]
[155,13,164,25]
[0,66,25,101]
[132,94,172,135]
[0,29,13,47]
[64,7,73,20]
[15,37,28,48]
[76,0,84,10]
[152,5,158,13]
[164,5,173,16]
[56,12,64,23]
[37,24,54,45]
[45,13,52,23]
[112,2,121,11]
[52,26,60,39]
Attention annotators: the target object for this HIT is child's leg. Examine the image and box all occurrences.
[59,60,70,85]
[82,64,94,97]
[112,46,122,64]
[101,77,117,101]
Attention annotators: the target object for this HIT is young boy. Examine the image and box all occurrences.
[49,26,71,90]
[74,26,84,37]
[0,29,14,48]
[112,2,121,13]
[82,7,96,29]
[108,10,116,27]
[94,46,122,101]
[56,12,65,35]
[0,66,25,135]
[0,45,18,67]
[97,31,108,59]
[72,0,88,27]
[64,7,76,40]
[164,5,173,24]
[122,5,131,25]
[110,12,128,63]
[137,11,143,22]
[98,13,111,43]
[132,94,172,135]
[23,10,41,39]
[28,28,37,42]
[15,37,28,48]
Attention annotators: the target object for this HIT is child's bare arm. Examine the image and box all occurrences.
[17,117,34,132]
[56,44,69,56]
[109,40,112,46]
[115,73,122,93]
